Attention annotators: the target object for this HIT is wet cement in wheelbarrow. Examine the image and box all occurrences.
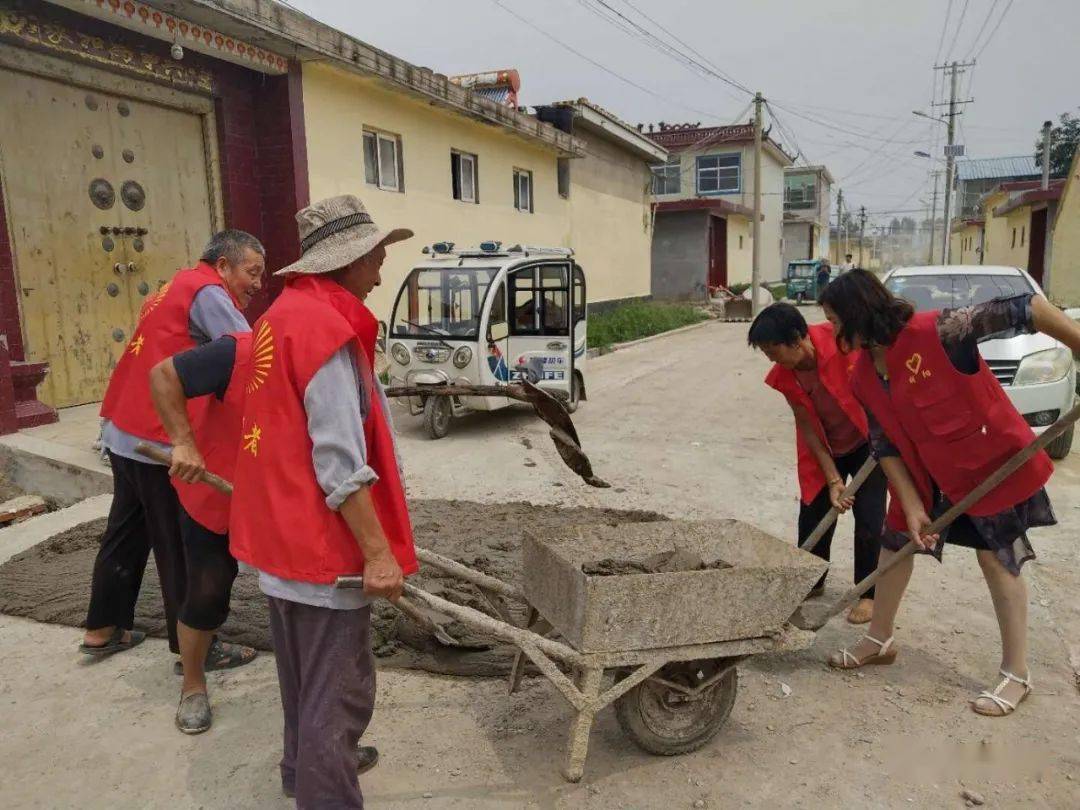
[0,499,666,677]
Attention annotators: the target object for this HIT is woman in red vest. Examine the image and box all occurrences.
[819,269,1080,717]
[749,303,886,624]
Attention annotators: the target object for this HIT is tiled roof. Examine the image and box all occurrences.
[955,155,1039,181]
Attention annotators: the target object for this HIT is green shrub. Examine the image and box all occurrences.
[588,302,708,351]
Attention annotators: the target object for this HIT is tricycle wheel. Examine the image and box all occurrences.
[422,395,452,439]
[795,292,806,305]
[614,660,737,756]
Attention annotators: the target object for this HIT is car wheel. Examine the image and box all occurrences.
[1046,422,1074,460]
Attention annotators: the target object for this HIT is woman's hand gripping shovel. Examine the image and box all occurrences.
[790,401,1080,632]
[134,443,464,647]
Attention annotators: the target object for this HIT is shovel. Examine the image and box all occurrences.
[135,443,233,494]
[800,456,879,554]
[791,400,1080,632]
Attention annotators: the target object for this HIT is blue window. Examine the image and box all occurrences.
[696,153,741,195]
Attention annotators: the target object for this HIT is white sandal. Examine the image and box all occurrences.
[972,669,1032,717]
[828,634,897,670]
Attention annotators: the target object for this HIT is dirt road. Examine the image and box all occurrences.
[2,316,1078,809]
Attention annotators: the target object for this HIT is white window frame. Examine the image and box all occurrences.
[451,149,479,203]
[363,129,402,192]
[696,152,741,196]
[651,156,681,195]
[514,168,534,213]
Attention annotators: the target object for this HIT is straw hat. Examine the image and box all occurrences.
[275,194,413,276]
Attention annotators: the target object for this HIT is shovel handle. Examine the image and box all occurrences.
[799,457,878,554]
[817,399,1080,622]
[135,443,233,495]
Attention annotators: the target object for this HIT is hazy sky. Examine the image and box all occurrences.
[286,0,1078,228]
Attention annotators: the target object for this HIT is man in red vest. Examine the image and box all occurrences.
[157,195,415,805]
[749,303,886,624]
[81,231,263,682]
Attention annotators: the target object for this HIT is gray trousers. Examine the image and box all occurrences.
[268,597,375,809]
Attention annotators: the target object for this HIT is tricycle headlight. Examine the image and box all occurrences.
[452,346,473,369]
[1013,347,1072,386]
[390,342,411,366]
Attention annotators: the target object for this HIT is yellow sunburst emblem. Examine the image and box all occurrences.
[139,281,172,321]
[129,334,145,356]
[246,321,274,393]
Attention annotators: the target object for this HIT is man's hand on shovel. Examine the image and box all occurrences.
[168,442,207,485]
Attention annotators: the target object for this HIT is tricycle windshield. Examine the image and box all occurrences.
[787,263,815,279]
[391,266,500,340]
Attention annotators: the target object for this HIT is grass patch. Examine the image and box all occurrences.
[589,302,709,351]
[728,282,787,301]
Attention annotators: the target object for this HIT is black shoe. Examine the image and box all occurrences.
[282,746,379,798]
[175,692,212,735]
[174,638,258,675]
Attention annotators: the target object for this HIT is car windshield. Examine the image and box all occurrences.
[788,264,815,279]
[391,267,499,339]
[885,273,1034,312]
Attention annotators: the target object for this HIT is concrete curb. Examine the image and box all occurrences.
[0,494,111,565]
[0,433,112,507]
[587,318,720,359]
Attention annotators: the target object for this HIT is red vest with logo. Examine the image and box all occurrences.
[100,263,238,444]
[172,331,254,535]
[766,322,869,504]
[852,310,1051,529]
[228,276,418,584]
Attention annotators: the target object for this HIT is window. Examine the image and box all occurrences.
[363,129,403,192]
[1021,226,1026,247]
[450,150,478,203]
[696,153,741,195]
[390,267,499,340]
[651,155,681,195]
[784,174,816,210]
[557,158,571,199]
[1011,228,1017,249]
[510,264,569,335]
[572,265,586,323]
[514,168,533,213]
[739,235,744,250]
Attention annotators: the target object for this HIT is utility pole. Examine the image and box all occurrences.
[1041,119,1053,190]
[751,91,763,316]
[835,188,843,264]
[858,206,867,267]
[927,170,940,264]
[933,59,975,264]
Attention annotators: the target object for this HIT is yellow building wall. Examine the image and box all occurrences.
[1049,157,1080,304]
[727,215,753,284]
[949,224,983,264]
[998,208,1033,270]
[302,63,569,321]
[567,129,653,304]
[980,190,1013,267]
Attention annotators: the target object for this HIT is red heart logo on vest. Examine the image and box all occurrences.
[905,353,922,376]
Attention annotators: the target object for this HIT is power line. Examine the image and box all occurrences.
[963,0,1003,59]
[973,0,1014,58]
[933,0,956,66]
[487,0,738,122]
[944,0,971,59]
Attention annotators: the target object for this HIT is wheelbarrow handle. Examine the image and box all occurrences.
[134,443,233,495]
[816,400,1080,624]
[799,456,878,555]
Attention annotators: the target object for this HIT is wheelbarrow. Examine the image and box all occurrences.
[337,519,826,782]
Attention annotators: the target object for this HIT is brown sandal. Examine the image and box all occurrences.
[828,634,897,669]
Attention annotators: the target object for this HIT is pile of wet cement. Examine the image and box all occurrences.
[0,499,666,677]
[582,548,731,576]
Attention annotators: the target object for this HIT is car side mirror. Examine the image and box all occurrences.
[488,321,508,342]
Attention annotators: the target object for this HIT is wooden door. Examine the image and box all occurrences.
[708,215,728,290]
[1028,208,1047,287]
[0,68,213,407]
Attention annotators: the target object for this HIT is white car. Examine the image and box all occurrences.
[882,265,1076,459]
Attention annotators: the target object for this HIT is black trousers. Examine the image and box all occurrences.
[178,506,238,632]
[797,442,886,599]
[84,451,186,654]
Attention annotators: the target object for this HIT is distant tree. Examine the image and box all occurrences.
[1034,111,1080,178]
[900,217,917,233]
[889,217,901,234]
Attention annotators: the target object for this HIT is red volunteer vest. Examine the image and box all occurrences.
[100,263,239,444]
[766,322,869,504]
[172,332,254,535]
[852,311,1052,528]
[228,276,418,584]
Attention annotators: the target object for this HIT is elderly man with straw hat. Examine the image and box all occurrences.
[149,195,417,806]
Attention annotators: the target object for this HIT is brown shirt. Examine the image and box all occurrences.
[794,366,864,456]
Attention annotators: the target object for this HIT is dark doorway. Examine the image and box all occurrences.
[1028,208,1047,287]
[708,215,728,291]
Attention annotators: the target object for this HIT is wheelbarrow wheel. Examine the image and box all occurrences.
[614,660,737,756]
[423,395,452,440]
